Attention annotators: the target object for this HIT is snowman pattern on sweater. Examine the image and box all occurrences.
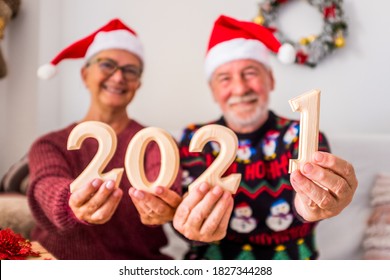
[266,198,293,231]
[230,202,257,233]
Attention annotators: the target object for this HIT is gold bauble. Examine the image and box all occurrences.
[334,36,345,48]
[254,15,265,25]
[307,35,317,43]
[275,245,286,252]
[242,244,253,251]
[300,37,309,45]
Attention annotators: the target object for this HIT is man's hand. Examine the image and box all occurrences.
[69,179,123,224]
[173,182,233,242]
[129,186,182,226]
[290,151,358,222]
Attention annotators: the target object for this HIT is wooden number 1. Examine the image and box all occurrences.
[288,89,321,173]
[67,121,124,193]
[124,127,179,193]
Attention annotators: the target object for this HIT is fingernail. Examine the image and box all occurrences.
[92,179,100,188]
[134,189,144,199]
[199,182,209,194]
[222,191,232,199]
[314,152,324,162]
[212,186,223,195]
[155,186,164,195]
[105,180,114,190]
[303,163,313,174]
[114,189,122,197]
[291,171,304,183]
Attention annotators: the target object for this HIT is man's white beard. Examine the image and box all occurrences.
[224,98,269,131]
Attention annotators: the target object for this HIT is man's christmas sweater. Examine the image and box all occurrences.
[179,111,330,260]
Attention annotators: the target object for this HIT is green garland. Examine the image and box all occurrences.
[254,0,348,67]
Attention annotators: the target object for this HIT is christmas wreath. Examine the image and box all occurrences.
[254,0,348,67]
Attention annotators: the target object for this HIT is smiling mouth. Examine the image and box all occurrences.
[103,85,127,95]
[228,94,258,106]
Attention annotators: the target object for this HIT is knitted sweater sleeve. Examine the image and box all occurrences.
[27,134,82,232]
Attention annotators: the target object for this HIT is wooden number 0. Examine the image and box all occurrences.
[288,89,321,173]
[67,122,241,194]
[124,127,179,193]
[67,121,124,193]
[188,124,241,194]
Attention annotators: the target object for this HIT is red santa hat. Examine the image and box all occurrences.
[204,15,296,80]
[236,202,250,209]
[37,18,144,80]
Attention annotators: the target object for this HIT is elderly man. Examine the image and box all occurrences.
[172,15,357,260]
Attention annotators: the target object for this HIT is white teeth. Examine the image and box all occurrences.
[104,85,126,94]
[228,94,258,105]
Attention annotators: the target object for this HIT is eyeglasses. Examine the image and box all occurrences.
[86,58,142,82]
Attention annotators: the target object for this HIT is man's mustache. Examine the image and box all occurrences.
[227,93,258,105]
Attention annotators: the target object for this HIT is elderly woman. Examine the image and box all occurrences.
[28,18,182,260]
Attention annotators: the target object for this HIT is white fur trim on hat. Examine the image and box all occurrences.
[85,30,144,62]
[204,38,270,81]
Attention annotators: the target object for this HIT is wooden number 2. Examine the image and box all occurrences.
[67,121,124,193]
[124,127,179,193]
[68,122,240,194]
[188,124,241,194]
[288,89,321,173]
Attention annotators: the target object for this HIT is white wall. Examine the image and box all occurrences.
[0,0,40,176]
[0,0,389,176]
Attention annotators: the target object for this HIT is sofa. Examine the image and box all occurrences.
[1,134,390,259]
[0,155,34,239]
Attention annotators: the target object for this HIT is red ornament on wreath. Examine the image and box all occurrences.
[253,0,348,67]
[296,50,308,64]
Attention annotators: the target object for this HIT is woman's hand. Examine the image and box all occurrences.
[69,179,122,224]
[129,186,182,225]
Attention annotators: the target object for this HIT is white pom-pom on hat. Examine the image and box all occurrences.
[37,64,57,80]
[37,18,143,80]
[277,43,296,64]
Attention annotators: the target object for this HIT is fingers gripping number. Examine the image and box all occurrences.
[67,121,124,193]
[125,127,180,192]
[188,124,241,194]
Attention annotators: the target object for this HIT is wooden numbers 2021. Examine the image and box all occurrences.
[68,90,321,193]
[67,122,241,194]
[288,89,321,173]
